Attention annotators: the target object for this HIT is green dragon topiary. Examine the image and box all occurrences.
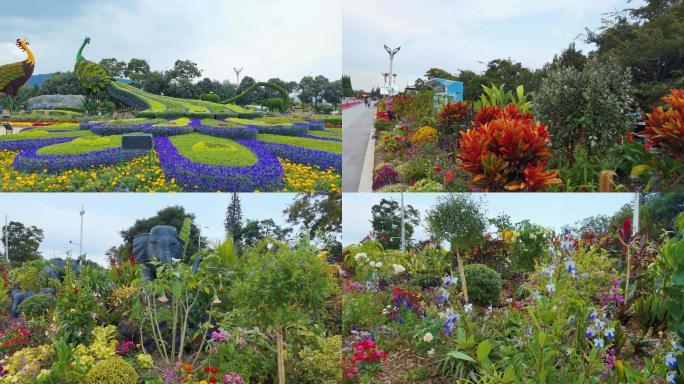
[221,81,291,109]
[74,37,112,94]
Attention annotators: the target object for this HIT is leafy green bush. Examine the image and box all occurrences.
[56,266,98,345]
[534,56,634,164]
[18,294,56,319]
[342,290,387,334]
[460,264,501,305]
[261,98,285,112]
[84,356,138,384]
[288,335,341,384]
[200,93,221,103]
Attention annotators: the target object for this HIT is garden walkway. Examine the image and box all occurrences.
[343,101,375,192]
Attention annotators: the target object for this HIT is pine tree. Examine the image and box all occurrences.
[224,193,243,239]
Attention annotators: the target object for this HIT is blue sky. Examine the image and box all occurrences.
[342,193,635,246]
[343,0,643,90]
[0,193,300,265]
[0,0,341,82]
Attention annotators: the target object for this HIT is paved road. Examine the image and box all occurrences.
[343,102,374,192]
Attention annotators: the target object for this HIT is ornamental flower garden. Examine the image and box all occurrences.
[0,38,341,192]
[0,202,342,384]
[371,73,684,192]
[342,194,684,383]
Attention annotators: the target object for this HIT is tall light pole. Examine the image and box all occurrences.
[384,44,401,96]
[632,192,640,235]
[234,67,243,86]
[79,206,85,257]
[4,215,8,262]
[400,192,406,252]
[198,226,209,250]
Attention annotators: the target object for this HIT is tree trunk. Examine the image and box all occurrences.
[455,249,469,303]
[276,328,286,384]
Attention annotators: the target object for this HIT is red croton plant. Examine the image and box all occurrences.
[458,104,561,191]
[639,88,684,160]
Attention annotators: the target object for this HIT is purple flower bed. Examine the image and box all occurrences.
[154,136,284,192]
[251,123,309,136]
[195,123,258,140]
[306,121,325,131]
[13,147,147,173]
[297,134,341,142]
[0,137,76,151]
[259,141,341,172]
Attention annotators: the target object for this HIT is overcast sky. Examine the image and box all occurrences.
[343,0,643,91]
[0,193,300,266]
[0,0,341,82]
[342,193,636,246]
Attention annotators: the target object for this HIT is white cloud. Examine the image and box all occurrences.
[0,0,341,81]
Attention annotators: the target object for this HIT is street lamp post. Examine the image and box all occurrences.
[400,192,406,252]
[4,215,8,262]
[198,226,209,250]
[234,67,244,86]
[384,44,401,96]
[79,206,84,257]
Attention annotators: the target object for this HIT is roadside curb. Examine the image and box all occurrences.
[357,103,376,192]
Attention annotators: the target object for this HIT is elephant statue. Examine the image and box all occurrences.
[44,258,81,281]
[132,225,185,280]
[11,287,33,318]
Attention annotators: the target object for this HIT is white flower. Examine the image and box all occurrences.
[427,348,435,356]
[464,303,473,313]
[392,264,406,274]
[442,274,457,287]
[487,304,493,313]
[354,252,368,262]
[423,332,434,343]
[529,233,537,240]
[593,338,604,348]
[546,282,556,293]
[374,261,383,268]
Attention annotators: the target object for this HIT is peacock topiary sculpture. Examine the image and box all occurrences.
[74,36,112,94]
[0,39,35,98]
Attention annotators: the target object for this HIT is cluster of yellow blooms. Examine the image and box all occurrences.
[73,325,118,369]
[1,344,52,384]
[0,150,180,192]
[279,158,341,193]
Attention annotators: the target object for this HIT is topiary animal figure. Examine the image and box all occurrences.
[84,356,138,384]
[0,39,35,98]
[74,37,112,94]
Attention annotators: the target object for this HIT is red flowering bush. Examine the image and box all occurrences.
[639,88,684,159]
[0,320,30,354]
[344,338,388,380]
[437,101,471,136]
[372,164,400,190]
[458,106,561,191]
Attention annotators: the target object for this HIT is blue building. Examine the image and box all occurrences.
[424,78,464,104]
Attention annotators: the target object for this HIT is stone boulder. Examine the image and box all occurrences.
[27,95,85,111]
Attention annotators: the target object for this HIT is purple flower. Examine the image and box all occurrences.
[13,145,146,173]
[259,141,341,172]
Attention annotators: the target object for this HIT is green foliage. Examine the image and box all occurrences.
[257,134,342,154]
[179,216,191,257]
[373,119,393,133]
[342,290,387,334]
[288,335,342,384]
[663,214,684,343]
[261,97,285,112]
[509,222,553,273]
[534,56,635,163]
[633,294,668,330]
[204,328,275,383]
[426,194,487,252]
[460,264,501,305]
[18,293,56,319]
[55,263,98,345]
[9,259,50,291]
[222,81,290,109]
[2,222,45,265]
[370,198,420,250]
[231,239,334,330]
[342,75,354,97]
[199,93,220,103]
[37,135,122,155]
[170,133,258,166]
[474,83,532,111]
[84,356,138,384]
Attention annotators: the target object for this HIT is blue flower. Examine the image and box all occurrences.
[667,370,677,384]
[565,260,577,275]
[604,327,615,341]
[594,338,604,348]
[585,326,597,339]
[442,274,457,287]
[666,352,678,369]
[437,287,450,302]
[588,309,598,322]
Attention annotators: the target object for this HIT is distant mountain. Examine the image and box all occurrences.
[27,73,132,87]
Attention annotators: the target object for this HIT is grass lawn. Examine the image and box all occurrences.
[154,117,191,127]
[0,129,89,141]
[169,133,257,166]
[307,130,342,139]
[257,134,342,154]
[37,134,122,155]
[200,118,246,128]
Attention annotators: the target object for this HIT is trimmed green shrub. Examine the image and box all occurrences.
[374,119,393,133]
[460,264,502,305]
[18,294,56,319]
[84,356,138,384]
[200,93,221,103]
[261,98,285,112]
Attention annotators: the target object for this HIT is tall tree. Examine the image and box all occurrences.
[1,221,44,265]
[124,58,152,83]
[238,219,292,248]
[98,58,127,78]
[371,198,420,250]
[39,72,84,95]
[342,75,354,97]
[425,67,457,80]
[224,193,243,240]
[283,193,341,238]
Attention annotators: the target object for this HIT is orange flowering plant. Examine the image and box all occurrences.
[639,88,684,160]
[437,101,471,136]
[458,105,561,191]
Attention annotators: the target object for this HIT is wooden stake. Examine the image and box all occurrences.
[456,249,468,303]
[276,328,286,384]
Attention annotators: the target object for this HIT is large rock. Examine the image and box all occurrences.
[27,95,85,111]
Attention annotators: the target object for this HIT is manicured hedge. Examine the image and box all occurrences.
[259,141,341,172]
[0,137,76,151]
[195,120,258,140]
[13,146,147,173]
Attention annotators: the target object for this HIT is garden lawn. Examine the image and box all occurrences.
[169,133,257,166]
[37,135,122,155]
[200,118,245,128]
[257,134,342,154]
[306,130,342,139]
[153,117,191,127]
[0,129,89,141]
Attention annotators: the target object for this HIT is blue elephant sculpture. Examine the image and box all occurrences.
[44,258,81,281]
[10,287,33,318]
[132,225,185,280]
